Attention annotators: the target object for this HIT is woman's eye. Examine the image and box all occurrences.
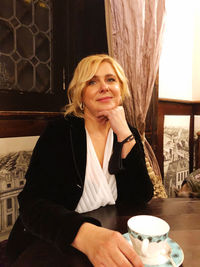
[107,78,116,82]
[88,80,96,85]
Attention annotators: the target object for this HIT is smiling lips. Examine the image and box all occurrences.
[97,96,112,102]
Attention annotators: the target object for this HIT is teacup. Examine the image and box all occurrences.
[127,215,170,265]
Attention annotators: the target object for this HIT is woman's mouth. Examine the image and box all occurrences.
[97,97,112,102]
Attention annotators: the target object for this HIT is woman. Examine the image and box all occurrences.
[7,54,154,267]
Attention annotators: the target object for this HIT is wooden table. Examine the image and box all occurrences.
[13,198,200,267]
[83,198,200,267]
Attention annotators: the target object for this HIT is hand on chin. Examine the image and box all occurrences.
[96,107,114,123]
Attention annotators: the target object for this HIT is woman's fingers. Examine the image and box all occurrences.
[72,223,143,267]
[117,237,144,267]
[97,106,131,138]
[91,231,144,267]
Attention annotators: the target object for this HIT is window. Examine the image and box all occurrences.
[0,0,65,111]
[7,198,12,210]
[20,180,24,186]
[7,214,12,226]
[0,0,108,111]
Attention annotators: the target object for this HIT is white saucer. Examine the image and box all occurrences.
[123,233,184,267]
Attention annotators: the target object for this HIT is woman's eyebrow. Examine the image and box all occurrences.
[92,74,116,78]
[106,74,116,77]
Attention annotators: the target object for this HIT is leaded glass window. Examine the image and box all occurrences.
[0,0,52,93]
[0,0,108,111]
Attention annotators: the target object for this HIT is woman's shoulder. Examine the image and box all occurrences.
[37,115,83,142]
[46,115,84,130]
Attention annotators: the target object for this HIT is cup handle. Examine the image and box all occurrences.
[141,238,149,256]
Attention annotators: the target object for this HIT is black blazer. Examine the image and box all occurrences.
[6,115,154,262]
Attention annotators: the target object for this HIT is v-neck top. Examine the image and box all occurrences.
[75,128,117,213]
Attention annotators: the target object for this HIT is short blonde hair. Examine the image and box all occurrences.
[64,54,130,118]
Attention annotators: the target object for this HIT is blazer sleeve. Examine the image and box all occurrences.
[18,120,101,253]
[115,127,154,204]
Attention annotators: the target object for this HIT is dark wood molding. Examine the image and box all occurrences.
[0,111,63,119]
[0,111,63,138]
[159,98,200,104]
[193,103,200,115]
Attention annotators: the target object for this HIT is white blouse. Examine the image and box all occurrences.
[75,128,117,213]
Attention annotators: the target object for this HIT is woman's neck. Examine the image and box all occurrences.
[84,112,110,136]
[84,112,111,168]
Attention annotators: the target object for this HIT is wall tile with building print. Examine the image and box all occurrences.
[0,136,39,241]
[163,115,190,197]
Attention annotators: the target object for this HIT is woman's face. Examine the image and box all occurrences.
[82,61,121,118]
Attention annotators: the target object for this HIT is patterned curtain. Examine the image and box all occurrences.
[105,0,167,198]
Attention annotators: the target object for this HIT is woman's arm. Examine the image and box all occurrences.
[18,119,101,252]
[116,127,154,203]
[98,106,136,158]
[98,106,154,203]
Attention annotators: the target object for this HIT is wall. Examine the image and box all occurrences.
[159,0,200,101]
[192,2,200,100]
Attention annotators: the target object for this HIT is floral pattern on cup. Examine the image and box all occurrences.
[128,228,168,243]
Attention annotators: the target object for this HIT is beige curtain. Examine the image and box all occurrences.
[105,0,167,198]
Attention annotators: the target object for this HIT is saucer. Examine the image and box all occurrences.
[123,233,184,267]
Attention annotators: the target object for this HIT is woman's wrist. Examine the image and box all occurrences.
[117,130,133,142]
[121,137,136,158]
[119,134,135,144]
[71,222,98,254]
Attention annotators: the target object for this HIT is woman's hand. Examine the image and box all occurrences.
[72,223,144,267]
[97,106,132,142]
[97,106,136,158]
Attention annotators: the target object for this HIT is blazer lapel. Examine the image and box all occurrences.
[69,116,87,188]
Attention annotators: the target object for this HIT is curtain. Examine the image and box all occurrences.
[105,0,167,198]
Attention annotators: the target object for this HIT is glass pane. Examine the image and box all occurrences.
[17,60,33,91]
[35,33,50,62]
[16,0,32,25]
[0,55,15,90]
[17,26,33,58]
[0,20,14,53]
[36,63,50,93]
[35,1,49,32]
[0,0,13,19]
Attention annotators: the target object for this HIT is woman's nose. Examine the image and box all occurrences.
[99,81,109,92]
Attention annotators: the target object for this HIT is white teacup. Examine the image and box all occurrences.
[128,215,170,265]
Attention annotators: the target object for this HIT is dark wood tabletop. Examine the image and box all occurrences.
[13,198,200,267]
[82,198,200,267]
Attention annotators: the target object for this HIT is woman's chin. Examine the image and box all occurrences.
[98,103,118,111]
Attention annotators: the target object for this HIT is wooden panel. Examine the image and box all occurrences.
[65,0,108,85]
[193,103,200,115]
[0,112,63,138]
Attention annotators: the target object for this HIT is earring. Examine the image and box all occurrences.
[119,96,123,105]
[80,102,84,110]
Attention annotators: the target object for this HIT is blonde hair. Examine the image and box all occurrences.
[64,54,130,118]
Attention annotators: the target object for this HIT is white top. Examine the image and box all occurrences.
[75,128,117,213]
